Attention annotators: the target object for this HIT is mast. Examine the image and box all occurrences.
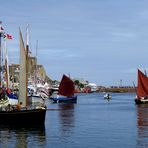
[35,40,38,89]
[26,24,29,105]
[26,41,29,106]
[4,38,10,88]
[0,21,3,87]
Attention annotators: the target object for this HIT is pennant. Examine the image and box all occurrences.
[7,34,12,39]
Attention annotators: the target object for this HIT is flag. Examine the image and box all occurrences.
[6,34,12,39]
[0,26,4,32]
[0,27,4,30]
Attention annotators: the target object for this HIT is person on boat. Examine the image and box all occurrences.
[16,102,22,110]
[0,87,3,100]
[0,87,7,100]
[5,104,13,111]
[107,93,110,98]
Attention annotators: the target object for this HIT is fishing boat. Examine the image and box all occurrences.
[0,24,46,127]
[135,69,148,104]
[50,74,77,103]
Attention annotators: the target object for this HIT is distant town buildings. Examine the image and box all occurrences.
[7,55,135,93]
[9,56,52,84]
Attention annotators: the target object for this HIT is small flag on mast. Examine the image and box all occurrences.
[6,34,12,39]
[0,21,4,32]
[0,27,4,30]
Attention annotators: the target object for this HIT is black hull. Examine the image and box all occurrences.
[135,99,148,104]
[104,97,111,100]
[0,108,46,127]
[53,99,77,103]
[50,97,77,103]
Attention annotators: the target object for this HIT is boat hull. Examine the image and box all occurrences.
[135,99,148,104]
[50,96,77,103]
[104,96,111,100]
[104,94,111,100]
[0,108,46,127]
[28,95,45,104]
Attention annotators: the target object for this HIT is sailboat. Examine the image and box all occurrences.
[50,74,77,103]
[0,28,46,127]
[25,26,49,105]
[135,69,148,104]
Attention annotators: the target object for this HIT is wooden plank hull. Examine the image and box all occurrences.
[0,108,46,127]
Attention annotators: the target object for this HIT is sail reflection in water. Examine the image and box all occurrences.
[0,126,46,147]
[58,104,75,136]
[137,105,148,147]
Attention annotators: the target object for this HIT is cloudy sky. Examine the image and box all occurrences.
[0,0,148,86]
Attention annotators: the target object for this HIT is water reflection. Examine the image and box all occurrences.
[58,103,75,136]
[0,126,46,147]
[136,105,148,147]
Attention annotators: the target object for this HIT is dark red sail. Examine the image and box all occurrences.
[58,74,75,97]
[137,69,148,99]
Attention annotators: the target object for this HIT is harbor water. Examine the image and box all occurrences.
[0,93,148,148]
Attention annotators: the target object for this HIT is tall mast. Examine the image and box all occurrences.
[26,24,29,105]
[4,38,10,88]
[35,40,38,89]
[0,21,2,87]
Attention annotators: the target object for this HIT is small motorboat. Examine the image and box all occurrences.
[104,93,111,99]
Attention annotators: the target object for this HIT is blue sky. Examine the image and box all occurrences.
[0,0,148,86]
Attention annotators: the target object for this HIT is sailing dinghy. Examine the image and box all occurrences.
[135,69,148,104]
[50,74,77,103]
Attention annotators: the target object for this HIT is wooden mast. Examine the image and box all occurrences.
[26,24,29,106]
[0,21,3,87]
[4,38,9,89]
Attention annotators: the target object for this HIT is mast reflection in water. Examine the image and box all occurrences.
[0,126,46,147]
[137,105,148,147]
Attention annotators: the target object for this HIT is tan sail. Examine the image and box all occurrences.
[18,29,27,106]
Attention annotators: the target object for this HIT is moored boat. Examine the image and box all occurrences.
[0,23,46,127]
[0,107,46,126]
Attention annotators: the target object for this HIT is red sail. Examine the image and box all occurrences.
[137,69,148,99]
[58,75,75,97]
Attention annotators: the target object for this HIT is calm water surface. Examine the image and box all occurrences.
[0,93,148,148]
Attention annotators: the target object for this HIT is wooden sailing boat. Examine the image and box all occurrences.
[0,28,46,127]
[50,74,77,103]
[135,69,148,104]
